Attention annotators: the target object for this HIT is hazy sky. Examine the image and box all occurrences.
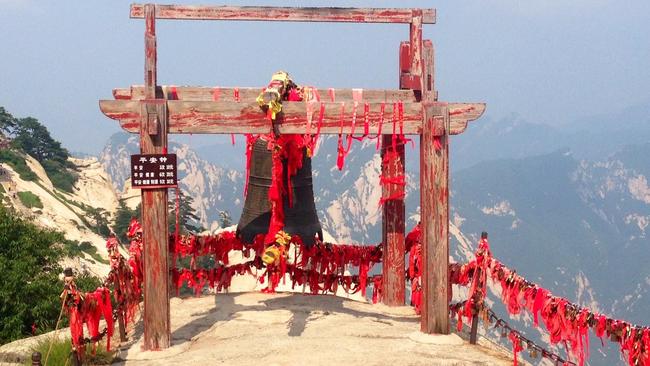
[1,0,649,154]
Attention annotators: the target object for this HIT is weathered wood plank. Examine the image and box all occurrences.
[99,100,142,128]
[100,100,423,134]
[423,40,435,100]
[409,12,424,96]
[131,4,435,24]
[144,5,156,102]
[99,99,485,136]
[167,101,425,134]
[420,105,449,334]
[141,4,171,351]
[113,86,418,103]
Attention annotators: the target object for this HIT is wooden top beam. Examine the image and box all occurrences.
[99,100,484,136]
[130,4,436,24]
[113,86,418,103]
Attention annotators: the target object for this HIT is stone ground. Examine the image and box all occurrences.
[113,292,517,366]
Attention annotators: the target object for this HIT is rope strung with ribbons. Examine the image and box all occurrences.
[170,230,385,299]
[169,221,459,310]
[60,219,144,362]
[450,301,575,366]
[454,236,650,366]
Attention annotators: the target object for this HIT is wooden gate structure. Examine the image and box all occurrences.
[99,4,485,350]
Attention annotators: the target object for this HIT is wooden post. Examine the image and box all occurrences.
[71,350,81,366]
[469,313,479,344]
[422,40,435,101]
[31,352,41,366]
[141,4,171,350]
[420,104,449,334]
[409,11,424,98]
[469,267,480,345]
[413,10,449,334]
[468,262,482,345]
[381,41,413,307]
[117,310,127,342]
[114,268,127,342]
[381,139,405,306]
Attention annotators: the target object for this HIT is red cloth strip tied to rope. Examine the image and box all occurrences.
[508,330,524,366]
[169,224,471,313]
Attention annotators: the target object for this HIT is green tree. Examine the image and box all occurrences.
[219,210,232,228]
[0,107,17,137]
[14,117,79,192]
[12,117,67,164]
[168,189,202,234]
[86,207,111,237]
[112,201,140,244]
[1,108,78,192]
[0,206,64,343]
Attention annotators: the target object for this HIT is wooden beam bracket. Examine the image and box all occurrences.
[399,74,422,91]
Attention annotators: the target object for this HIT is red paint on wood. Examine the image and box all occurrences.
[130,4,435,24]
[399,42,410,73]
[399,75,421,90]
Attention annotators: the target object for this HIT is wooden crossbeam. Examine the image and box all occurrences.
[113,86,419,103]
[130,4,436,24]
[99,100,484,136]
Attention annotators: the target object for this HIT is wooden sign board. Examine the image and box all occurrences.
[130,154,178,188]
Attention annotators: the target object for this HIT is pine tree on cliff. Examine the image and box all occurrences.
[168,189,203,234]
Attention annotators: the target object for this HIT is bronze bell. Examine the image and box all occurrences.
[237,138,322,246]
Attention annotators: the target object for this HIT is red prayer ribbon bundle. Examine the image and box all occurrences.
[66,287,114,351]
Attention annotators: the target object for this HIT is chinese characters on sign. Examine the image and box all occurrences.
[130,154,178,188]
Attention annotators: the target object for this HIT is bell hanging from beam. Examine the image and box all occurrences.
[237,138,323,246]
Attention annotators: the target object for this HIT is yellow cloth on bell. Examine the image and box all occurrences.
[262,245,281,265]
[257,71,292,120]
